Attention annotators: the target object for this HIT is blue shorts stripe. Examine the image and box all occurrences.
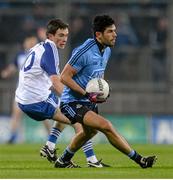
[64,104,76,118]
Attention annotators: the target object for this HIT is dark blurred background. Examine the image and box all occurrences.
[0,0,172,115]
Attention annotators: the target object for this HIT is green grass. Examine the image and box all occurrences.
[0,143,173,178]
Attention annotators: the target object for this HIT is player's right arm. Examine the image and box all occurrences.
[60,64,86,96]
[60,64,104,103]
[40,41,63,96]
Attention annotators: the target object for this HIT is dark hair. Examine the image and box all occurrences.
[46,19,69,36]
[92,15,115,35]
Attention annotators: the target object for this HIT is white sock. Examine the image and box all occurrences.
[87,155,98,163]
[46,141,55,150]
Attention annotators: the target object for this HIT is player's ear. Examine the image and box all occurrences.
[95,31,102,38]
[47,33,54,40]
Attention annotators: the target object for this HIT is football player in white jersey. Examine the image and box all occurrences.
[15,19,71,144]
[1,35,50,143]
[15,18,108,168]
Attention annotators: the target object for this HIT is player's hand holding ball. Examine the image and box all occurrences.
[85,92,105,103]
[85,78,110,103]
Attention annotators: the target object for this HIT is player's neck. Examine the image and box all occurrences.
[94,37,105,54]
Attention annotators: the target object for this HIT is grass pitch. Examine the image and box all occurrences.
[0,143,173,179]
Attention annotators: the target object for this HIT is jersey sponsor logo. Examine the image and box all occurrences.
[91,69,104,78]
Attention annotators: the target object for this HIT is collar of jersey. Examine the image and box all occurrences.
[94,37,105,55]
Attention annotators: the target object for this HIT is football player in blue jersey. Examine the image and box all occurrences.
[15,18,108,168]
[53,14,157,168]
[1,35,51,143]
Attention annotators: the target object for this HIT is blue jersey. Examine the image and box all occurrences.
[61,38,111,103]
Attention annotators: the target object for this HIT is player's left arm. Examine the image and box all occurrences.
[49,75,64,96]
[1,64,17,78]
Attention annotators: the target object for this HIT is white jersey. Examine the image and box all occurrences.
[15,39,60,104]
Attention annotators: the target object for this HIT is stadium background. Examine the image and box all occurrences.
[0,0,173,144]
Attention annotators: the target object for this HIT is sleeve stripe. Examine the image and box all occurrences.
[40,42,57,75]
[69,40,96,66]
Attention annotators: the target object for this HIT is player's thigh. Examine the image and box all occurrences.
[83,110,112,131]
[53,108,71,124]
[12,101,23,120]
[60,102,97,124]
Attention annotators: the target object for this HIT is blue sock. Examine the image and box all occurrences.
[82,140,95,158]
[128,150,136,158]
[48,127,61,143]
[60,147,75,163]
[128,150,142,163]
[9,132,17,143]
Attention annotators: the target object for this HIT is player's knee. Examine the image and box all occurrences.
[83,129,97,139]
[76,130,92,143]
[73,123,82,133]
[80,128,97,141]
[55,122,66,131]
[90,129,98,137]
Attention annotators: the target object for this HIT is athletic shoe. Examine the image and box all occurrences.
[139,156,157,168]
[6,134,17,144]
[54,158,81,168]
[7,139,15,144]
[40,145,57,163]
[88,159,110,168]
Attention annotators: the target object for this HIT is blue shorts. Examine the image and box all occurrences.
[60,101,98,124]
[18,93,60,121]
